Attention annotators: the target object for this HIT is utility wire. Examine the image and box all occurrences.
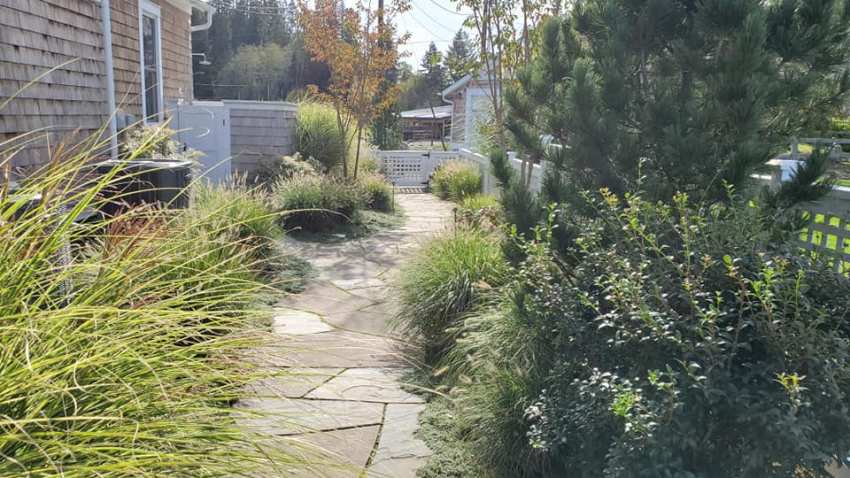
[422,0,471,17]
[408,0,458,35]
[404,14,453,42]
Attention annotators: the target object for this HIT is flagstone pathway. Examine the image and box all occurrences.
[241,194,455,477]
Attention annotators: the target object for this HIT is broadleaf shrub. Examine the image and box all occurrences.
[397,228,509,364]
[431,160,482,202]
[274,174,365,232]
[453,192,850,477]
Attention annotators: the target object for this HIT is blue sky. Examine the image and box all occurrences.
[395,0,471,69]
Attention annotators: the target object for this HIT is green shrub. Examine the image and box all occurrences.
[359,173,393,211]
[431,160,482,202]
[257,153,324,184]
[0,155,302,476]
[274,174,365,232]
[296,102,347,172]
[397,228,509,363]
[453,192,850,476]
[456,194,502,230]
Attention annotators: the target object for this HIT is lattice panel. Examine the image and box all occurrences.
[799,211,850,273]
[383,157,428,186]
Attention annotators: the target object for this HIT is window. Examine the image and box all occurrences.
[139,0,163,123]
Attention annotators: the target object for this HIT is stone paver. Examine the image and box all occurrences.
[369,404,432,478]
[295,426,381,478]
[237,396,384,434]
[272,308,334,335]
[246,368,343,399]
[241,194,454,477]
[305,368,425,404]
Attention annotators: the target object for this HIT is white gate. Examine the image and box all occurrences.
[174,101,231,184]
[377,150,460,187]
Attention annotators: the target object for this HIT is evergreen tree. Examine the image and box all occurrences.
[506,0,850,209]
[444,29,475,83]
[420,42,448,106]
[255,0,291,46]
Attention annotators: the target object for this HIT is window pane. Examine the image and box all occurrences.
[142,14,159,119]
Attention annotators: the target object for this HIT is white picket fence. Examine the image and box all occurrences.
[376,148,543,192]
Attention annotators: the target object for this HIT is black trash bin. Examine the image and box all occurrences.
[95,159,193,216]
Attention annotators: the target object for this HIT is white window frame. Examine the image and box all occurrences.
[138,0,164,124]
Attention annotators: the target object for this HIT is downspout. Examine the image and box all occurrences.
[441,90,454,150]
[190,1,215,32]
[98,0,118,160]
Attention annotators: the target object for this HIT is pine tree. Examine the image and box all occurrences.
[444,29,475,83]
[256,0,291,46]
[506,0,850,209]
[420,42,448,106]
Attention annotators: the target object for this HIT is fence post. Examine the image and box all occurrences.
[790,136,799,161]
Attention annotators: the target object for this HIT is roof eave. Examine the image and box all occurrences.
[441,74,472,99]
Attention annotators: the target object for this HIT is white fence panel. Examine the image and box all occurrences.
[377,150,462,186]
[458,149,543,195]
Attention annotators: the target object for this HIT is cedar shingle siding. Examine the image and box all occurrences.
[0,0,193,171]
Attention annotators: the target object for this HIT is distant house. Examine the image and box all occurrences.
[0,0,214,170]
[441,71,493,150]
[400,105,451,143]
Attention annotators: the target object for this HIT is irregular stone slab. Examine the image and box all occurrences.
[283,283,376,320]
[273,308,334,335]
[236,397,384,434]
[306,368,424,404]
[255,426,381,478]
[280,331,407,368]
[296,425,380,478]
[369,403,431,478]
[321,309,395,337]
[330,277,387,290]
[246,368,343,399]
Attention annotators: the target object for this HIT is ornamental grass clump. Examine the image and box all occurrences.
[0,147,306,476]
[397,228,509,364]
[456,193,503,230]
[296,102,348,172]
[451,192,850,477]
[358,173,394,212]
[274,174,366,232]
[430,160,482,202]
[190,179,283,275]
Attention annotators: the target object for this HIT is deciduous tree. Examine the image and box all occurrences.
[300,0,409,177]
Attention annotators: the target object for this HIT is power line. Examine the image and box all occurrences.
[408,0,458,36]
[422,0,472,17]
[404,15,452,43]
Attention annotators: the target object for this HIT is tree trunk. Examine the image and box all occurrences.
[337,107,349,177]
[353,127,363,180]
